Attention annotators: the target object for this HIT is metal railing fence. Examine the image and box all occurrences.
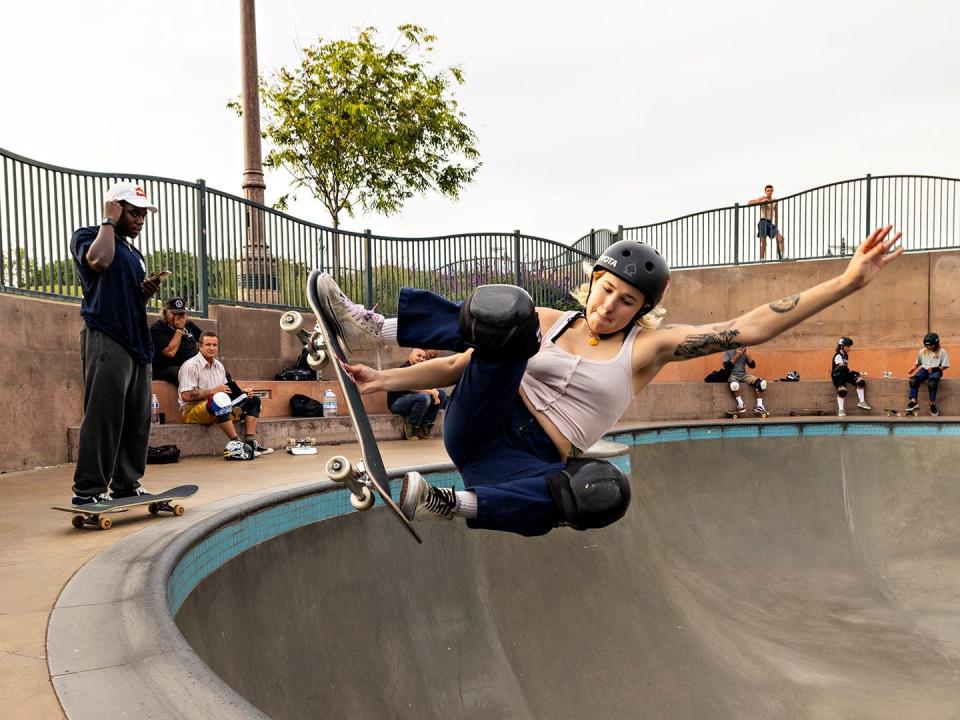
[0,148,591,316]
[2,146,958,315]
[594,174,959,269]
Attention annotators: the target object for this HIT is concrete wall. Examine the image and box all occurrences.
[0,295,408,473]
[1,248,957,473]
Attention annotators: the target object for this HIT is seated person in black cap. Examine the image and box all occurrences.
[150,297,202,384]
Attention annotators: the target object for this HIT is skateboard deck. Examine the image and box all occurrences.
[280,270,422,544]
[884,407,919,417]
[725,408,769,419]
[52,485,198,530]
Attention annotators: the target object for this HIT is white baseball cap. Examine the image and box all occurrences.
[105,181,158,212]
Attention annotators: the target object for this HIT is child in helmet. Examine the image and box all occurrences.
[830,336,871,416]
[318,226,902,536]
[907,332,949,415]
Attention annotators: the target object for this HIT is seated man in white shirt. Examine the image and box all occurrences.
[177,331,272,459]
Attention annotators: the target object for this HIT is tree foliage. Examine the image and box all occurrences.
[250,24,481,231]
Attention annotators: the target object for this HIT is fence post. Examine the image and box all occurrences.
[513,229,522,286]
[616,224,623,243]
[589,229,596,257]
[733,203,740,266]
[364,229,373,309]
[196,179,209,316]
[864,173,872,233]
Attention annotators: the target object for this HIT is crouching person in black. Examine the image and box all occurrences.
[151,297,202,384]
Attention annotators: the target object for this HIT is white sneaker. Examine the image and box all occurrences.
[399,472,457,521]
[315,273,385,351]
[838,409,847,417]
[857,401,872,411]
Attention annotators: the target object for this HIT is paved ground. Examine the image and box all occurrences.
[176,433,960,720]
[0,437,451,720]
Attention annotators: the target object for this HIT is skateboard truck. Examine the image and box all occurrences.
[326,455,377,511]
[279,311,329,370]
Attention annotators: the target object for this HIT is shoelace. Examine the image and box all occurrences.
[424,487,456,516]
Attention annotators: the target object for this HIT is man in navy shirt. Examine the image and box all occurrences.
[69,182,163,504]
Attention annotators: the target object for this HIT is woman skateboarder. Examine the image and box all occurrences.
[319,226,902,536]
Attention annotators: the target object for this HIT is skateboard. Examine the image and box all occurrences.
[884,407,919,417]
[787,408,830,417]
[280,270,422,544]
[725,408,769,419]
[287,437,318,455]
[52,485,198,530]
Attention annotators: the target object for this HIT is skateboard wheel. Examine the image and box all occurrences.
[280,311,304,333]
[148,502,160,515]
[98,516,113,531]
[71,515,85,529]
[286,437,296,447]
[350,486,375,511]
[172,504,185,517]
[326,455,353,482]
[306,350,328,370]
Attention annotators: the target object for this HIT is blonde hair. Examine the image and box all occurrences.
[571,269,666,331]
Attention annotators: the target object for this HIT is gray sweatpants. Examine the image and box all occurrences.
[72,326,151,497]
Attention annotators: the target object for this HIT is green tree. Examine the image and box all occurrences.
[237,24,481,274]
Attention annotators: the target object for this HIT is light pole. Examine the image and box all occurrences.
[238,0,277,303]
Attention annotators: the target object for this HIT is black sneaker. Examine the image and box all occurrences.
[399,472,457,521]
[905,399,919,412]
[249,439,274,456]
[72,492,110,506]
[110,486,152,500]
[930,403,940,416]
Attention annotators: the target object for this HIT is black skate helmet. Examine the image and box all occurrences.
[924,332,940,347]
[837,336,853,348]
[592,239,671,320]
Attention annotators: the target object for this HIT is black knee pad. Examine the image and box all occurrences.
[546,458,631,531]
[928,376,940,392]
[242,395,261,418]
[855,377,866,389]
[459,284,541,360]
[837,386,848,398]
[909,375,922,390]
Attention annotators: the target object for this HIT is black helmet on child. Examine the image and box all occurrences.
[838,336,853,347]
[592,240,671,319]
[924,332,940,347]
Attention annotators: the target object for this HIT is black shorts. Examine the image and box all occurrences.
[831,368,861,388]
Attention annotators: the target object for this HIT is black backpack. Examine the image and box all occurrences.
[147,444,181,464]
[290,393,325,417]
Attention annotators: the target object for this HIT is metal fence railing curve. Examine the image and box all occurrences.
[2,146,957,316]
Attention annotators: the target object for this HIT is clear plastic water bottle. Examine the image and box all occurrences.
[151,393,161,425]
[323,389,338,417]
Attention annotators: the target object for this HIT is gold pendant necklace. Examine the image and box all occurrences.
[588,336,599,346]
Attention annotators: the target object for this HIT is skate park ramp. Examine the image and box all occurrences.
[175,430,960,719]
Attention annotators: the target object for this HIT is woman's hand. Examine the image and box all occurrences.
[342,361,387,395]
[842,226,903,290]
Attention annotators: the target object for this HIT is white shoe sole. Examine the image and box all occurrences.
[400,472,425,521]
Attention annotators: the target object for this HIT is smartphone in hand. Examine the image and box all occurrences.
[147,269,172,282]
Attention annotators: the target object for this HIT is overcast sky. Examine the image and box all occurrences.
[2,1,957,243]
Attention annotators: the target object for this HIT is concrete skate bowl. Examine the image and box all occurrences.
[173,422,960,720]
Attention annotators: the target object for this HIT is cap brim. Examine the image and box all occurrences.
[125,196,159,212]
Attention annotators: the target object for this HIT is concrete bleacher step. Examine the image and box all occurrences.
[66,413,445,461]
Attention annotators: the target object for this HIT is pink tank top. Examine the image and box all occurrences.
[520,311,639,451]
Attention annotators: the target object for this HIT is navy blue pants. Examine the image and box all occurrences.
[389,389,447,426]
[397,288,564,536]
[909,367,943,401]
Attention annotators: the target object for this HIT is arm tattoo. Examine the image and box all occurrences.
[769,295,800,314]
[674,329,741,358]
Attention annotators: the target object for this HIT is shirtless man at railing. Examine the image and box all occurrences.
[748,184,786,261]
